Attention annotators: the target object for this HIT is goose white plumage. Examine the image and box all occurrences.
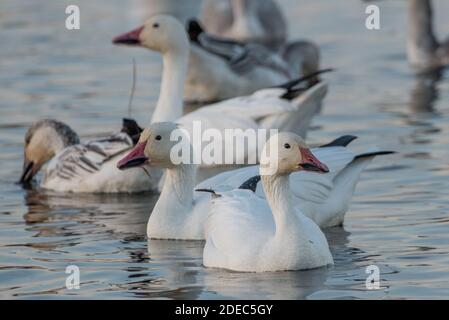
[113,14,321,104]
[200,0,321,83]
[118,123,207,240]
[197,136,394,228]
[20,119,161,193]
[203,132,333,272]
[201,0,288,50]
[113,15,327,168]
[117,123,392,240]
[186,19,321,102]
[116,123,331,246]
[407,0,449,71]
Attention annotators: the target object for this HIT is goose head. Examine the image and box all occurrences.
[260,132,328,176]
[20,119,80,184]
[113,15,190,55]
[117,122,188,170]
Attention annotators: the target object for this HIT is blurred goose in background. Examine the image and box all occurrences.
[202,132,333,272]
[134,0,203,24]
[113,15,327,170]
[186,19,292,103]
[117,123,391,240]
[200,0,321,87]
[20,118,161,193]
[187,20,321,101]
[201,0,288,50]
[113,14,321,104]
[407,0,449,71]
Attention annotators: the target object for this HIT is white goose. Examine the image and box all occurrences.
[200,0,320,82]
[408,0,449,71]
[196,138,394,228]
[201,0,288,50]
[202,132,333,272]
[113,15,328,168]
[118,123,206,240]
[113,15,322,103]
[20,118,161,193]
[117,122,392,240]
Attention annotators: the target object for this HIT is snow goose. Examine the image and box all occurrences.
[113,15,320,103]
[197,137,394,228]
[201,0,287,50]
[408,0,449,71]
[202,132,333,272]
[113,15,328,169]
[20,118,161,193]
[186,19,322,102]
[200,0,320,83]
[117,122,206,240]
[117,123,389,239]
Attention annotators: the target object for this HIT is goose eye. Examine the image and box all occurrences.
[284,143,291,149]
[153,23,159,29]
[155,135,162,141]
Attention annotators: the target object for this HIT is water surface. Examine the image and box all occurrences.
[1,0,449,299]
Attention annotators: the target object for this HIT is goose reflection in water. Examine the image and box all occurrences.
[18,182,385,299]
[409,69,443,114]
[145,227,379,299]
[23,190,157,236]
[401,69,445,149]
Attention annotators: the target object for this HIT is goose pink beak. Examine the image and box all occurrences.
[117,142,149,170]
[299,148,329,173]
[112,26,144,45]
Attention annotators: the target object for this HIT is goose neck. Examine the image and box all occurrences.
[151,51,189,124]
[231,0,249,18]
[155,163,197,216]
[261,173,299,236]
[231,0,258,35]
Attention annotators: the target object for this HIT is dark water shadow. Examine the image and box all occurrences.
[408,69,443,114]
[23,189,158,237]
